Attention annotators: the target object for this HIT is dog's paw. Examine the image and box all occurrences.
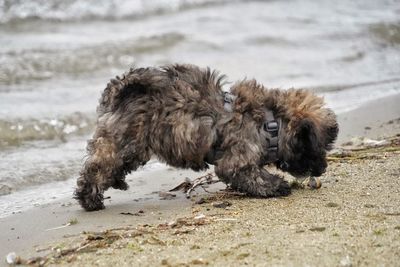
[81,198,105,211]
[112,180,129,190]
[256,178,291,197]
[234,176,291,198]
[74,188,106,211]
[79,195,106,211]
[274,179,291,197]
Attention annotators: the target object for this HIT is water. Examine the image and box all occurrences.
[1,0,400,217]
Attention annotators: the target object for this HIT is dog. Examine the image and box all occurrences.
[75,64,338,211]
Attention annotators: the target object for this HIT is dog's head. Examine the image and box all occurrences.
[274,91,338,177]
[230,82,338,177]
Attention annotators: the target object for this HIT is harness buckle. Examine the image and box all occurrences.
[264,121,278,132]
[224,92,233,104]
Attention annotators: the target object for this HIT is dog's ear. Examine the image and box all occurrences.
[323,109,339,151]
[324,122,339,150]
[295,118,321,153]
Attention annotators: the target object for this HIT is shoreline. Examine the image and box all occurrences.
[336,92,400,144]
[1,92,400,265]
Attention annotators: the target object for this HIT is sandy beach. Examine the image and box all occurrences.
[1,92,399,266]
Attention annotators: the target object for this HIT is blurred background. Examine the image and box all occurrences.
[0,0,399,217]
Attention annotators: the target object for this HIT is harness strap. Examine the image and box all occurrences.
[222,91,280,164]
[264,110,280,163]
[223,91,236,112]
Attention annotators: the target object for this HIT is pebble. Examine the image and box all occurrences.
[309,226,326,232]
[326,202,340,208]
[6,252,20,265]
[195,197,206,204]
[194,214,206,220]
[158,191,176,200]
[340,255,352,267]
[308,177,322,189]
[212,201,232,208]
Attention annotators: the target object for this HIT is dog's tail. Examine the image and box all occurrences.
[97,67,168,115]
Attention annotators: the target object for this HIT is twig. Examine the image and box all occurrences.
[45,222,72,231]
[185,173,220,198]
[215,218,238,222]
[75,243,91,252]
[169,173,222,198]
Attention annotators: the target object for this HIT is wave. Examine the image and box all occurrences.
[0,137,85,197]
[369,22,400,46]
[0,32,185,85]
[0,112,95,148]
[0,0,231,25]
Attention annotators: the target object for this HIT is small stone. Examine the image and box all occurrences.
[195,197,206,204]
[212,201,232,208]
[190,258,208,265]
[194,214,206,220]
[340,255,352,267]
[308,177,322,189]
[26,257,43,264]
[167,221,177,227]
[158,191,176,200]
[237,253,250,260]
[309,226,326,232]
[326,202,340,208]
[6,252,20,265]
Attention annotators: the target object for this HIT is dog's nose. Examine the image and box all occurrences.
[311,167,325,177]
[280,161,289,170]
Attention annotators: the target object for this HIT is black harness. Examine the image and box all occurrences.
[223,92,280,164]
[263,110,280,163]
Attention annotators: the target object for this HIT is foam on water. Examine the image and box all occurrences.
[0,0,230,24]
[0,32,185,85]
[0,112,94,147]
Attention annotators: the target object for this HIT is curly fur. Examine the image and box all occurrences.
[74,64,338,211]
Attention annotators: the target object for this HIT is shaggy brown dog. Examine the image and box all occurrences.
[75,64,338,211]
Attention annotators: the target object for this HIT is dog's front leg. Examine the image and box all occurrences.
[215,164,291,197]
[75,136,125,211]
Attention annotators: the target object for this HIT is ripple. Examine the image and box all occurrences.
[0,112,95,148]
[0,32,185,85]
[369,22,400,46]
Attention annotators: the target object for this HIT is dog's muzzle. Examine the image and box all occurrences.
[279,161,289,170]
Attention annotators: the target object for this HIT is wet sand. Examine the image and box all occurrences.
[1,93,400,266]
[336,93,400,144]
